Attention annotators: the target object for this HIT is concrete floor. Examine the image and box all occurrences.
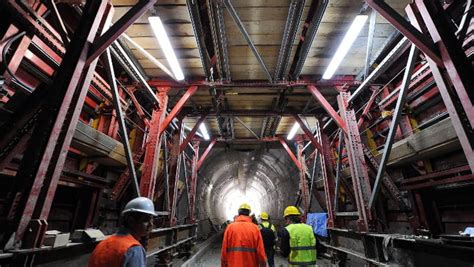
[188,238,330,267]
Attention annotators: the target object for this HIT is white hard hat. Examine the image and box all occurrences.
[121,197,157,216]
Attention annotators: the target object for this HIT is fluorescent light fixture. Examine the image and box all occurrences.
[148,16,185,81]
[199,122,210,140]
[322,15,368,80]
[287,122,300,140]
[122,34,175,80]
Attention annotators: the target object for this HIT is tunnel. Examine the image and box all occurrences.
[196,149,302,224]
[1,0,474,266]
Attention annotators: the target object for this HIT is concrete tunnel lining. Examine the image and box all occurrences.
[196,148,311,225]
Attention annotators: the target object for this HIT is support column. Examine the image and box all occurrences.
[315,120,336,228]
[187,141,200,223]
[2,0,111,249]
[140,88,169,198]
[407,2,474,173]
[296,137,311,215]
[167,121,184,226]
[338,92,373,232]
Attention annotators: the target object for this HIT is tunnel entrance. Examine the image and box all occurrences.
[197,149,303,225]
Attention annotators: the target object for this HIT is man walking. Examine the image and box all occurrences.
[279,206,316,267]
[221,203,267,267]
[89,197,157,267]
[259,212,276,267]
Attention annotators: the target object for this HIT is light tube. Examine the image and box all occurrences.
[199,123,210,141]
[287,122,300,140]
[322,15,368,80]
[148,16,185,81]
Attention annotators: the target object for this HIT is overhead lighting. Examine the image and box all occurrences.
[322,15,368,80]
[199,122,210,140]
[148,16,185,81]
[287,122,300,140]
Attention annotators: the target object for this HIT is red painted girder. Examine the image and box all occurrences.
[196,138,217,171]
[86,0,157,65]
[307,85,347,134]
[366,0,442,66]
[160,86,198,135]
[278,137,302,170]
[180,114,207,153]
[292,114,324,153]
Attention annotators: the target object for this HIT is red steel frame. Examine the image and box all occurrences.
[292,114,324,152]
[197,138,217,171]
[296,137,310,215]
[168,122,184,226]
[180,114,207,153]
[187,141,200,223]
[278,136,302,170]
[315,120,336,228]
[365,0,443,66]
[159,86,199,136]
[4,0,112,248]
[406,3,474,173]
[140,88,169,198]
[338,92,373,232]
[307,85,348,134]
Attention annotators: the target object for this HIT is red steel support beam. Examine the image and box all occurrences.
[187,141,200,223]
[140,88,169,198]
[3,0,111,248]
[307,85,347,134]
[86,0,157,65]
[406,4,474,173]
[338,92,372,232]
[365,0,443,66]
[160,86,199,136]
[415,0,474,128]
[315,120,336,228]
[126,86,150,126]
[357,88,379,129]
[168,123,183,226]
[296,138,310,215]
[180,114,207,153]
[292,114,324,153]
[197,137,217,171]
[278,137,302,170]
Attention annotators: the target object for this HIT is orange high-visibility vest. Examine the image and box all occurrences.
[88,234,141,267]
[221,215,267,267]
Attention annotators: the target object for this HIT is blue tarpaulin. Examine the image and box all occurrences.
[306,213,328,237]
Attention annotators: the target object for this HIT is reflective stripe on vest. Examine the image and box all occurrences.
[288,260,317,265]
[227,247,257,253]
[285,223,317,266]
[291,245,317,251]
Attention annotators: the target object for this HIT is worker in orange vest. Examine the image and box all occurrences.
[88,197,157,267]
[221,203,267,267]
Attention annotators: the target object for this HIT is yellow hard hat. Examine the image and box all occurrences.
[260,212,269,220]
[283,206,301,217]
[239,203,251,211]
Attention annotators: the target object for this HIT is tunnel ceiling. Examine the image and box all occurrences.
[111,0,410,142]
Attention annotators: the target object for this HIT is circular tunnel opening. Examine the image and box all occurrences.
[197,149,301,225]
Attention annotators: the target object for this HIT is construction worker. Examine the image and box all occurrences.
[221,203,267,267]
[259,212,276,267]
[279,206,316,267]
[89,197,157,267]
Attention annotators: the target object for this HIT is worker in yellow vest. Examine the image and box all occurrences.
[259,212,276,267]
[279,206,316,266]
